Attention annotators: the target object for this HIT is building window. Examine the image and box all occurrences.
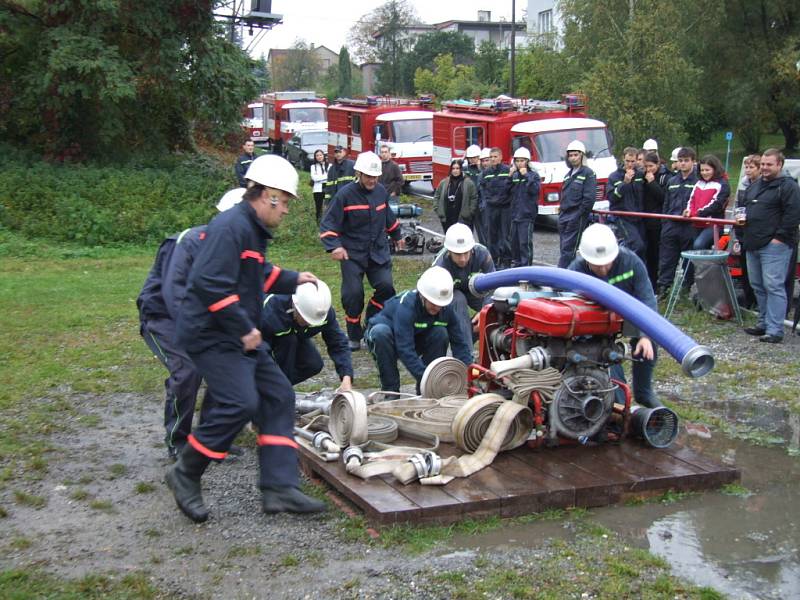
[538,10,552,35]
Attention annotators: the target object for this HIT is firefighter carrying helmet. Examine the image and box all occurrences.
[444,223,475,254]
[417,266,454,307]
[513,147,531,161]
[566,140,586,154]
[244,155,299,198]
[292,280,332,327]
[578,224,619,266]
[216,188,245,212]
[465,145,481,158]
[643,138,658,151]
[354,151,383,176]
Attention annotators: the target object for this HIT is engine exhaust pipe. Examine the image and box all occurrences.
[470,267,714,378]
[629,406,679,448]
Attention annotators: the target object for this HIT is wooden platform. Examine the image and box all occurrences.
[299,441,741,525]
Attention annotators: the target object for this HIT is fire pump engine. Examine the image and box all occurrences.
[243,91,327,152]
[432,94,615,215]
[327,96,434,186]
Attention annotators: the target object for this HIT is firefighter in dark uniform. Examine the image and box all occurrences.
[234,140,256,187]
[322,145,355,207]
[261,280,353,390]
[656,147,698,298]
[166,155,326,523]
[605,146,646,259]
[319,151,404,351]
[480,147,512,268]
[463,144,482,187]
[364,267,474,393]
[558,140,597,268]
[137,189,245,460]
[509,147,541,267]
[432,223,495,344]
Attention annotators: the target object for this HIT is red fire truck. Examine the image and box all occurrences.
[327,96,434,185]
[243,91,327,152]
[432,94,615,215]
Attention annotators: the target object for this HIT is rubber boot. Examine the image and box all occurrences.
[632,358,662,409]
[165,444,211,523]
[261,486,327,514]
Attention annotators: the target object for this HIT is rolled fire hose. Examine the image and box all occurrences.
[368,394,468,443]
[419,357,469,398]
[328,390,369,447]
[500,367,563,405]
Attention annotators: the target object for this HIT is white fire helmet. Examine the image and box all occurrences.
[444,223,475,254]
[670,147,682,161]
[216,188,245,212]
[416,266,454,307]
[642,138,658,151]
[354,151,383,176]
[244,154,299,198]
[566,140,586,154]
[578,223,619,266]
[292,280,332,327]
[479,147,491,160]
[513,147,531,161]
[465,144,481,158]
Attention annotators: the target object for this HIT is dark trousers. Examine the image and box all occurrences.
[610,339,659,408]
[451,289,483,344]
[643,225,661,292]
[340,257,395,342]
[141,317,209,451]
[558,213,587,268]
[486,204,511,267]
[617,218,646,259]
[657,222,694,290]
[474,205,488,247]
[365,323,449,392]
[271,335,324,385]
[189,344,298,489]
[313,192,324,223]
[510,220,534,267]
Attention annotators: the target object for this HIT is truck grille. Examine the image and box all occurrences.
[408,160,431,174]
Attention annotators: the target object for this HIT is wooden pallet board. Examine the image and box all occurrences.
[299,441,741,525]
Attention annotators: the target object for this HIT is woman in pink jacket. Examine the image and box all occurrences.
[683,154,730,250]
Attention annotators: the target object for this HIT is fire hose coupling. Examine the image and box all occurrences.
[312,431,334,451]
[490,346,550,376]
[407,451,442,480]
[342,445,364,467]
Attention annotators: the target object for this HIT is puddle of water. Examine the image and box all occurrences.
[447,429,800,599]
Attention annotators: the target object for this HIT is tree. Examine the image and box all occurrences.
[338,46,353,98]
[400,31,475,95]
[514,46,579,100]
[0,0,259,161]
[270,40,321,91]
[348,0,419,95]
[252,54,271,94]
[414,54,482,101]
[474,40,507,91]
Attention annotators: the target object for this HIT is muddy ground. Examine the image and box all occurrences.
[2,225,799,599]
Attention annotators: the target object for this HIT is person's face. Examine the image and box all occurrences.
[255,188,291,228]
[744,161,759,180]
[243,141,255,154]
[567,150,582,168]
[760,155,782,181]
[359,173,379,191]
[480,157,490,169]
[699,163,715,181]
[677,156,693,175]
[467,156,479,166]
[514,157,528,170]
[379,147,391,162]
[671,160,679,171]
[588,261,613,278]
[636,153,645,169]
[450,162,462,176]
[644,160,659,175]
[449,249,471,268]
[314,150,325,163]
[334,149,346,163]
[623,154,637,171]
[489,151,502,166]
[422,297,442,316]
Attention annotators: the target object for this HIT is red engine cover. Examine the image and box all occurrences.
[513,296,622,337]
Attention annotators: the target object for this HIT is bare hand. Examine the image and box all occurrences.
[633,337,654,361]
[337,376,353,392]
[241,328,262,351]
[297,271,317,285]
[624,169,634,183]
[644,171,655,183]
[395,238,406,251]
[331,247,349,261]
[682,209,690,217]
[519,166,527,176]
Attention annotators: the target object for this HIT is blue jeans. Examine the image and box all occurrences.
[746,241,792,337]
[692,227,715,250]
[610,338,659,408]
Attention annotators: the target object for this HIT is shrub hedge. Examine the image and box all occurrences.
[0,153,233,245]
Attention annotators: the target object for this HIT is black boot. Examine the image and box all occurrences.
[165,444,211,523]
[261,486,327,514]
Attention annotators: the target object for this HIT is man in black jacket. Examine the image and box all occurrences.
[234,140,256,187]
[323,145,355,206]
[378,145,404,198]
[739,149,800,343]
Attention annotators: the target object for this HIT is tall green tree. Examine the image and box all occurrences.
[252,54,271,94]
[414,54,482,101]
[338,46,353,98]
[0,0,259,160]
[270,40,321,91]
[514,45,579,100]
[400,31,475,95]
[474,40,508,91]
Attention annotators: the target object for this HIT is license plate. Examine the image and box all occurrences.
[404,174,425,181]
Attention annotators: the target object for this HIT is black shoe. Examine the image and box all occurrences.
[744,326,766,336]
[261,486,327,514]
[165,445,211,523]
[348,339,362,351]
[758,334,783,344]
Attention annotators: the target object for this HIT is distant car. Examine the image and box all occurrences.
[284,130,328,170]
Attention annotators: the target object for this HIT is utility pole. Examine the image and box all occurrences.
[510,0,516,97]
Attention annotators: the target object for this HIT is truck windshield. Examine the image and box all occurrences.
[302,131,328,146]
[391,119,432,144]
[532,128,612,162]
[288,108,326,122]
[251,106,263,120]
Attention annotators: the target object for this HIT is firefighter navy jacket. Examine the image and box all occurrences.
[162,226,207,321]
[323,159,355,202]
[367,290,473,383]
[510,169,541,222]
[137,234,179,323]
[663,170,699,216]
[606,166,644,219]
[261,294,353,380]
[433,243,495,303]
[319,180,401,266]
[480,164,512,207]
[177,201,298,353]
[559,165,596,221]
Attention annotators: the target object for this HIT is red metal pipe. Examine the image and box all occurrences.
[594,208,736,226]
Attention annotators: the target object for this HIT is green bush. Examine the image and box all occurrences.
[0,154,232,245]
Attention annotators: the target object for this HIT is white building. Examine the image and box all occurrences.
[526,0,563,48]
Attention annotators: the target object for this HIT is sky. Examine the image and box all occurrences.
[243,0,522,59]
